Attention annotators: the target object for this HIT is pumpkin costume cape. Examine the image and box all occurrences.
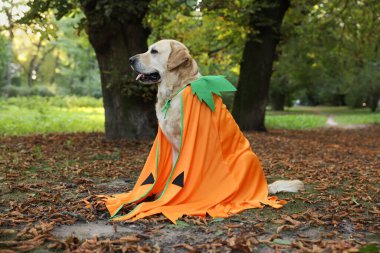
[105,76,285,223]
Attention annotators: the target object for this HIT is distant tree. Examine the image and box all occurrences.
[347,60,380,112]
[0,0,17,87]
[0,1,58,92]
[232,0,290,131]
[272,0,380,111]
[53,15,101,97]
[22,36,56,88]
[22,0,156,139]
[0,35,10,89]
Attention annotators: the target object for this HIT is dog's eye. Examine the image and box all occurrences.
[151,49,158,54]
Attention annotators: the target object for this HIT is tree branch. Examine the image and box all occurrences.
[207,40,234,56]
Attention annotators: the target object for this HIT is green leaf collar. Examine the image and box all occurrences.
[190,75,236,111]
[161,75,236,118]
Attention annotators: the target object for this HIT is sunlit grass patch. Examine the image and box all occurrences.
[268,106,380,128]
[0,97,104,136]
[286,105,377,113]
[1,97,379,136]
[265,114,327,130]
[334,113,380,125]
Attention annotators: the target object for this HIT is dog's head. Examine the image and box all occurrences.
[129,39,197,85]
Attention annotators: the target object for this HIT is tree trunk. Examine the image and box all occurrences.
[232,0,290,131]
[27,39,42,87]
[81,0,156,139]
[271,90,285,111]
[49,53,60,85]
[4,6,14,87]
[368,92,379,112]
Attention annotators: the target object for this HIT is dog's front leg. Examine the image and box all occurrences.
[172,146,179,164]
[171,134,180,164]
[154,145,179,200]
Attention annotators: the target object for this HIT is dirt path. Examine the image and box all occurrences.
[326,115,369,129]
[1,128,379,252]
[326,115,339,127]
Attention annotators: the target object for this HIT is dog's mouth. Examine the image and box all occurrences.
[135,71,161,83]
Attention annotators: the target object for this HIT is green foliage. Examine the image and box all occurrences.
[147,0,247,83]
[21,0,151,30]
[345,60,380,110]
[4,8,101,98]
[20,0,80,25]
[1,85,54,97]
[0,35,10,88]
[273,0,380,109]
[53,15,101,97]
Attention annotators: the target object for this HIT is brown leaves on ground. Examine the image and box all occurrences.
[0,127,379,252]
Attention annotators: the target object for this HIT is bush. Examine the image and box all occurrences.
[0,96,103,110]
[1,85,54,97]
[30,86,55,97]
[53,96,103,108]
[1,85,32,97]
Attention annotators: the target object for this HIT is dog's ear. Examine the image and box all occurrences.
[167,42,191,71]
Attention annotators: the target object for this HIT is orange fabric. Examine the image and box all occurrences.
[105,87,284,223]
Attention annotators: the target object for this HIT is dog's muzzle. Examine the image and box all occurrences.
[129,56,161,83]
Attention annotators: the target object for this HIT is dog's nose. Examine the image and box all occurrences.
[129,56,136,65]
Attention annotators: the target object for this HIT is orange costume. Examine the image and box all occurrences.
[105,76,284,223]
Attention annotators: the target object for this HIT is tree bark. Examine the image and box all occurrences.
[368,91,379,112]
[4,5,14,87]
[81,0,156,139]
[232,0,290,131]
[271,90,285,111]
[27,39,42,87]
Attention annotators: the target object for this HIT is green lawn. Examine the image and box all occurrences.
[0,97,379,136]
[266,105,380,129]
[265,114,326,130]
[0,96,104,136]
[333,113,380,125]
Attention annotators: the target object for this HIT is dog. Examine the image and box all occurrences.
[129,39,304,194]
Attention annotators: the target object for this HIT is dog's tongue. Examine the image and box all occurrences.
[136,73,144,81]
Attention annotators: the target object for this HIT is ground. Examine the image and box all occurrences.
[0,126,379,252]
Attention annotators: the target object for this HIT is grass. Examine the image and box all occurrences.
[333,113,380,125]
[267,105,380,129]
[265,114,326,130]
[0,96,104,136]
[0,97,379,136]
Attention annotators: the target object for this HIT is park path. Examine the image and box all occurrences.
[325,115,368,129]
[326,115,339,127]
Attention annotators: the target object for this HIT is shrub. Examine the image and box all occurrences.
[1,85,32,97]
[1,85,54,97]
[30,86,55,97]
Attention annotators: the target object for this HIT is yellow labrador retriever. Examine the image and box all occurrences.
[129,39,304,194]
